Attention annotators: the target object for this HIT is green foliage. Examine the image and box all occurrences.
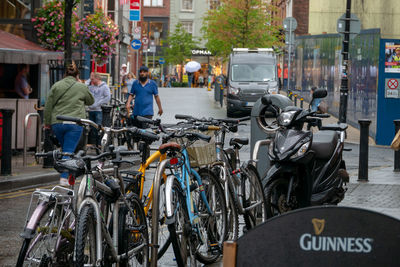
[162,23,199,66]
[202,0,282,59]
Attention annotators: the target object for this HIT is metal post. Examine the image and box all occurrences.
[300,97,304,109]
[151,159,169,267]
[24,113,42,167]
[394,120,400,172]
[101,105,113,127]
[0,109,14,175]
[294,94,297,106]
[358,119,371,181]
[287,20,292,92]
[339,0,351,123]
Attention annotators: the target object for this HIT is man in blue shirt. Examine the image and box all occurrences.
[126,65,163,128]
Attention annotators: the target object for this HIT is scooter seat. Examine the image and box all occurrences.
[320,123,348,131]
[311,131,338,160]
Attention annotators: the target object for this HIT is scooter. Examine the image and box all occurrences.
[260,88,349,218]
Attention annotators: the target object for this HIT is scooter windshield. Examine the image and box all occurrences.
[274,129,311,160]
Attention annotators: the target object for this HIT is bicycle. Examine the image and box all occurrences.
[16,151,77,267]
[149,121,228,266]
[175,114,267,239]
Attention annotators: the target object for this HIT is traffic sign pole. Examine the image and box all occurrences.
[339,0,352,123]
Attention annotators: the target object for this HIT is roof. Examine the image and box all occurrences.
[0,30,63,64]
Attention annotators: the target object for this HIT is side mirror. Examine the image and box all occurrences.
[261,95,272,106]
[313,88,327,99]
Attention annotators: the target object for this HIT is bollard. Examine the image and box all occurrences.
[394,120,400,172]
[358,119,371,181]
[300,98,304,109]
[0,109,15,175]
[294,94,297,106]
[101,105,112,127]
[288,91,293,100]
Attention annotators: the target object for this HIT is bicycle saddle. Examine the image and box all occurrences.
[230,137,249,147]
[54,158,86,177]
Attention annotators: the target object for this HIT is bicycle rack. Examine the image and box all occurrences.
[150,158,170,267]
[24,113,42,166]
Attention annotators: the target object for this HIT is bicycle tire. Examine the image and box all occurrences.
[16,203,73,267]
[118,193,149,267]
[194,168,227,264]
[241,164,267,230]
[167,178,191,267]
[75,205,97,267]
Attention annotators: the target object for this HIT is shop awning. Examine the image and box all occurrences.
[0,30,63,64]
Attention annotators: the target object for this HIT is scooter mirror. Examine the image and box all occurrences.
[261,95,272,106]
[313,88,328,99]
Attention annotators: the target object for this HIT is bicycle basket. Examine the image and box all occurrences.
[175,130,216,167]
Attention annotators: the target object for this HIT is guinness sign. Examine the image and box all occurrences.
[235,206,400,266]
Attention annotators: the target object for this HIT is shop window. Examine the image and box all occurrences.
[182,0,193,11]
[149,22,164,45]
[180,21,193,35]
[144,0,163,7]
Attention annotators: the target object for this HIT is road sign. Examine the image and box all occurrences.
[142,37,148,45]
[129,10,140,21]
[283,17,297,32]
[134,27,141,34]
[133,33,141,39]
[159,58,165,64]
[130,0,140,9]
[385,78,400,98]
[131,39,141,50]
[143,44,148,51]
[149,45,156,53]
[337,13,361,40]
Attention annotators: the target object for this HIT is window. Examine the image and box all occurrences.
[144,0,163,7]
[180,21,193,35]
[0,0,32,19]
[209,0,220,10]
[182,0,193,11]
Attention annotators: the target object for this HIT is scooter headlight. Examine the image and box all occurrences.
[290,141,311,159]
[277,111,297,127]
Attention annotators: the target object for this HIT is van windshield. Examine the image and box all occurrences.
[231,64,276,82]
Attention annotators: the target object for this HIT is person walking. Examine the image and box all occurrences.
[126,65,163,128]
[87,72,111,147]
[44,62,94,186]
[125,72,136,100]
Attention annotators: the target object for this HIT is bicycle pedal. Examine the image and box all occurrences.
[209,243,221,255]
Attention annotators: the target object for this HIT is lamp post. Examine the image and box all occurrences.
[153,28,160,71]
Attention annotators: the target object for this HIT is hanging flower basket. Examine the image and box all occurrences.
[31,0,79,51]
[77,10,119,65]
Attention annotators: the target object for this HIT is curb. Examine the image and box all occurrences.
[0,171,59,193]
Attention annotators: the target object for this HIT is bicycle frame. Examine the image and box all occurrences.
[21,186,75,261]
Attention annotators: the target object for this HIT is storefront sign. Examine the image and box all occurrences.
[385,42,400,73]
[191,49,212,56]
[235,206,400,266]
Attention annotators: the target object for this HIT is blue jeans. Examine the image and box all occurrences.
[89,111,102,146]
[51,123,83,178]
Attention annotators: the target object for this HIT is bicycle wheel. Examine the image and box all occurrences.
[167,178,193,267]
[119,193,149,267]
[16,204,73,267]
[75,205,97,267]
[241,165,267,230]
[213,165,239,241]
[193,168,227,264]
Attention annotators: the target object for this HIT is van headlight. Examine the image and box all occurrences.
[290,141,310,159]
[229,86,240,95]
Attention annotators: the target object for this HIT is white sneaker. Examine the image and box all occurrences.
[60,178,69,187]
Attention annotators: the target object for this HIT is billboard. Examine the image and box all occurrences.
[385,42,400,73]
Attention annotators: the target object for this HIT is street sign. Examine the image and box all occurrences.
[337,13,361,40]
[133,33,141,39]
[130,0,140,10]
[285,34,295,45]
[129,0,140,21]
[143,44,148,51]
[385,78,400,98]
[131,39,141,50]
[142,37,148,45]
[283,17,297,32]
[159,58,165,64]
[134,27,141,34]
[149,45,156,53]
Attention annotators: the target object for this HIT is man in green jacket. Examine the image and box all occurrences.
[44,63,94,186]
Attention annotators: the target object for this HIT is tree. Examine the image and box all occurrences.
[202,0,281,59]
[163,23,198,82]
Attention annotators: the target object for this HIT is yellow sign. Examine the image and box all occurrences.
[311,218,325,236]
[182,74,188,83]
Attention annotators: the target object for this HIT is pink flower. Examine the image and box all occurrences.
[50,21,54,26]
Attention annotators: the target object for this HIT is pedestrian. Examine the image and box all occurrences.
[277,63,282,91]
[14,64,32,99]
[43,62,94,186]
[310,86,321,112]
[87,72,111,147]
[126,65,163,128]
[283,63,288,89]
[187,72,193,88]
[125,72,136,100]
[85,72,95,86]
[198,73,204,88]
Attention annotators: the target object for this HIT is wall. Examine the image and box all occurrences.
[292,29,380,138]
[309,0,400,39]
[292,0,309,35]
